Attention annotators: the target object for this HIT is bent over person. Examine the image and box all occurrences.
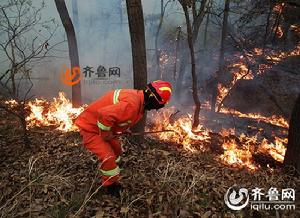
[75,80,172,196]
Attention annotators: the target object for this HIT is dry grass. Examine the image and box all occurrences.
[0,118,299,217]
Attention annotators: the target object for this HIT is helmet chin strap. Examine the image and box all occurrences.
[143,89,164,111]
[146,83,163,104]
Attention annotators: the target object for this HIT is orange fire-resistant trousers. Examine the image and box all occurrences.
[79,129,122,186]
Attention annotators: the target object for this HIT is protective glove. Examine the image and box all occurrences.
[124,129,132,135]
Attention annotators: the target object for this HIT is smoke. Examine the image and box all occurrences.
[0,0,186,103]
[0,0,222,104]
[1,0,298,118]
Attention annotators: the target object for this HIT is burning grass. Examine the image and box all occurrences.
[25,92,85,132]
[219,108,289,128]
[148,107,288,170]
[4,94,289,171]
[216,32,300,110]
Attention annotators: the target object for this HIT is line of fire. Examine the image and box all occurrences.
[0,0,299,217]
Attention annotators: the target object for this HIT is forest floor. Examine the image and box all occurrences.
[0,109,300,218]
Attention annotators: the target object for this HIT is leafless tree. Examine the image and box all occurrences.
[176,0,208,98]
[173,26,182,82]
[178,0,208,128]
[211,0,230,112]
[54,0,82,107]
[126,0,147,133]
[203,0,212,50]
[0,0,63,147]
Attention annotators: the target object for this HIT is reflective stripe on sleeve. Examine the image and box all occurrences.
[99,166,120,176]
[115,156,121,163]
[97,121,111,131]
[113,89,121,104]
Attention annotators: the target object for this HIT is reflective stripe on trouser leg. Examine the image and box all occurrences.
[99,155,120,186]
[99,165,120,176]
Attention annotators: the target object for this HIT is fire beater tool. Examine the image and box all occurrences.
[117,129,174,136]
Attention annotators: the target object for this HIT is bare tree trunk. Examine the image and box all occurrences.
[176,0,207,106]
[173,26,181,81]
[19,106,30,147]
[218,0,229,67]
[126,0,147,133]
[282,20,290,47]
[182,3,201,129]
[203,0,211,50]
[8,28,30,147]
[284,94,300,173]
[54,0,82,107]
[0,103,30,147]
[9,32,17,96]
[271,4,285,44]
[211,0,230,112]
[191,0,208,43]
[263,1,272,54]
[272,15,282,44]
[72,0,81,64]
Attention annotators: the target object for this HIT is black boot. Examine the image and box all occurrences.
[106,183,122,197]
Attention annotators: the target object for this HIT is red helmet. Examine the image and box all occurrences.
[147,80,172,105]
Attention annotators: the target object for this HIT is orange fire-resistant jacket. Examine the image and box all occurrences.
[75,89,144,134]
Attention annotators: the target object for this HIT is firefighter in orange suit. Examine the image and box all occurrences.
[75,80,172,196]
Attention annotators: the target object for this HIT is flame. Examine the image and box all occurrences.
[25,92,84,132]
[253,48,263,55]
[219,130,287,169]
[259,137,287,162]
[217,84,229,105]
[148,108,287,170]
[217,62,254,107]
[238,42,300,75]
[4,94,288,170]
[220,140,257,170]
[220,108,289,128]
[218,129,257,170]
[273,3,285,13]
[276,26,284,38]
[147,108,211,152]
[291,24,300,35]
[4,99,18,108]
[217,37,300,111]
